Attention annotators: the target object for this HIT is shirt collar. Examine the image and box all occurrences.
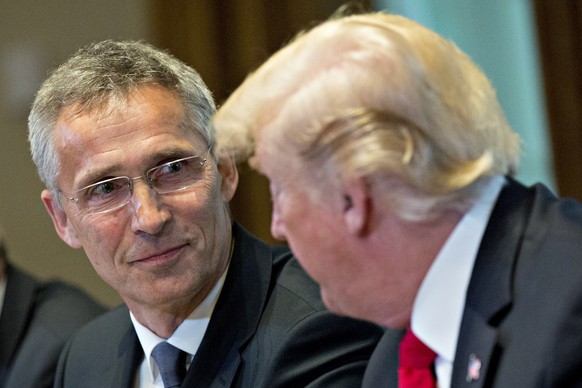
[411,175,505,361]
[131,260,230,383]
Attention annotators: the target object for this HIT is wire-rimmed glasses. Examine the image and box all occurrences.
[60,147,212,215]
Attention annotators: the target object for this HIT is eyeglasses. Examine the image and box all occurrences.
[61,147,212,215]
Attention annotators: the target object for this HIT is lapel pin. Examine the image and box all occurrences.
[466,354,482,382]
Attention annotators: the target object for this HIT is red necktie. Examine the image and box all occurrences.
[398,330,437,388]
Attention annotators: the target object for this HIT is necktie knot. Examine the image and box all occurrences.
[151,341,187,388]
[398,330,437,388]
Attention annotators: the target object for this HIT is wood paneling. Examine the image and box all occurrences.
[533,1,582,200]
[151,1,362,242]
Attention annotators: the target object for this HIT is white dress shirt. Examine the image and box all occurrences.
[411,175,505,388]
[132,263,229,388]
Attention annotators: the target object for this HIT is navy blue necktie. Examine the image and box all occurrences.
[152,341,187,388]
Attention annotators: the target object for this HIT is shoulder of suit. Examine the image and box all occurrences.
[270,252,324,312]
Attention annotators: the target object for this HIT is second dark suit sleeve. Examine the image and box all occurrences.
[261,311,384,387]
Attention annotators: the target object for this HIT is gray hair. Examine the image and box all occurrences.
[28,39,216,191]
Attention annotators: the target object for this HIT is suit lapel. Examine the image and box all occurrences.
[452,179,534,387]
[362,329,405,388]
[451,307,497,388]
[82,307,141,388]
[111,324,143,388]
[182,223,272,387]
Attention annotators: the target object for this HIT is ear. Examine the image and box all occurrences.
[217,154,239,202]
[41,189,82,249]
[342,178,371,236]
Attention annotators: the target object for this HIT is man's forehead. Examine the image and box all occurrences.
[52,88,206,187]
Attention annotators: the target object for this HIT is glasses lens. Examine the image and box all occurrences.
[148,156,207,194]
[77,177,132,214]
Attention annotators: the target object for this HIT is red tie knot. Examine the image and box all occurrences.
[399,330,437,368]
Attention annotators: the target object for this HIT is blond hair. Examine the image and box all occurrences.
[214,13,520,221]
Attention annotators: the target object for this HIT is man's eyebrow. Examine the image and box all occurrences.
[74,147,202,189]
[75,164,123,189]
[146,147,198,164]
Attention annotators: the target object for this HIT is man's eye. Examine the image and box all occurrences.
[163,161,183,174]
[86,179,124,199]
[148,157,205,186]
[94,182,115,195]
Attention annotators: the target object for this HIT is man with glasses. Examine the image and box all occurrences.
[28,40,382,388]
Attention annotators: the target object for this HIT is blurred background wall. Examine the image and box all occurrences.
[379,0,555,189]
[0,0,580,307]
[0,0,155,307]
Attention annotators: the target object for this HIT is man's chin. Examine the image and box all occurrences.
[320,288,347,317]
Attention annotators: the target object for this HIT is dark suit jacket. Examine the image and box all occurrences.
[363,179,582,387]
[54,223,383,387]
[0,263,106,388]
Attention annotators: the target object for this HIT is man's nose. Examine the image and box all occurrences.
[129,179,169,235]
